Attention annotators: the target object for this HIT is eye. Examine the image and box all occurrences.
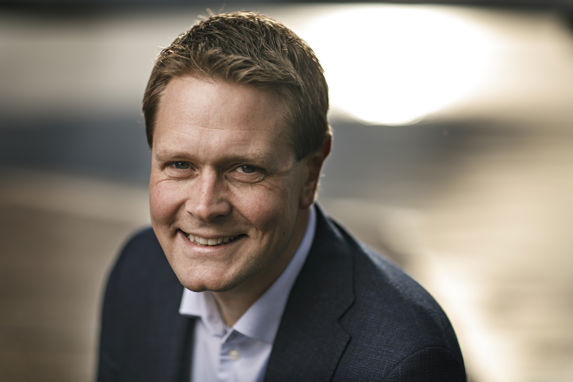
[238,165,257,174]
[163,161,194,178]
[229,164,265,183]
[171,161,190,170]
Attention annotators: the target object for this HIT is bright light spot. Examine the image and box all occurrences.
[300,6,494,125]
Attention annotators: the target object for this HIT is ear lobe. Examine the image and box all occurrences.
[299,138,331,209]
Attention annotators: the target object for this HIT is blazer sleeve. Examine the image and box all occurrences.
[97,238,128,382]
[96,228,153,382]
[96,228,191,382]
[383,346,467,382]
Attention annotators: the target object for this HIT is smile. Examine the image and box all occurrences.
[179,230,246,246]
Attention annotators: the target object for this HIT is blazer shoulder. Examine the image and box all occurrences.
[356,242,460,343]
[116,227,161,264]
[98,227,189,382]
[315,211,457,340]
[322,216,465,379]
[103,226,178,305]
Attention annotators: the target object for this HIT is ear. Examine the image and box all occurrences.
[299,137,332,209]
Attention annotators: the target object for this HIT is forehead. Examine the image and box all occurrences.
[160,76,287,127]
[153,76,293,159]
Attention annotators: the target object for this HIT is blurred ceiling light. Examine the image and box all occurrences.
[299,6,494,125]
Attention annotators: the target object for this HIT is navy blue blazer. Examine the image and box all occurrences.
[97,207,466,381]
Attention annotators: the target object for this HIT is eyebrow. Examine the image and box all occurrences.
[153,149,275,165]
[153,150,193,161]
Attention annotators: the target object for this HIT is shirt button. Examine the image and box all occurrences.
[229,349,240,360]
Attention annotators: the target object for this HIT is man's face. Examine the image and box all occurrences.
[149,76,319,297]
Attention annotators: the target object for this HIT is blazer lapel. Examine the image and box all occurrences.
[145,256,195,382]
[264,207,355,381]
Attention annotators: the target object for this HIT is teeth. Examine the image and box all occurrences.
[186,233,240,246]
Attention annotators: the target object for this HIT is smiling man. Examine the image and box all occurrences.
[150,76,319,326]
[97,11,466,382]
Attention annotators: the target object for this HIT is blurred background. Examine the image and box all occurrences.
[1,1,572,381]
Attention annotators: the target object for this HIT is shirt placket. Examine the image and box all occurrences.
[217,330,242,381]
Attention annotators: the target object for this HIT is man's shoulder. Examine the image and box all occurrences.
[119,226,160,256]
[114,227,164,269]
[324,213,458,334]
[105,227,178,297]
[353,239,444,319]
[315,210,449,319]
[313,210,465,376]
[314,210,434,304]
[98,227,189,382]
[349,242,458,345]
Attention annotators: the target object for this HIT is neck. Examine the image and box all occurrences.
[212,289,260,327]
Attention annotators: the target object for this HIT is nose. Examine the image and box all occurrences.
[185,169,232,221]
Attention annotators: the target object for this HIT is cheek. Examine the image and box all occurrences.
[233,182,299,231]
[149,181,183,224]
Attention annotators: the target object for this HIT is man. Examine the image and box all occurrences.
[98,11,466,382]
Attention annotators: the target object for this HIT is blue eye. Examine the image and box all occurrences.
[172,161,190,169]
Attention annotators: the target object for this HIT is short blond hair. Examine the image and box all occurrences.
[142,11,330,160]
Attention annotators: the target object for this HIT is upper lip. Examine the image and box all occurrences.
[178,229,243,239]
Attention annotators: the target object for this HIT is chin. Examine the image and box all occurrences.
[175,269,244,293]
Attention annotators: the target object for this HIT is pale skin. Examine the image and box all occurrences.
[149,76,329,326]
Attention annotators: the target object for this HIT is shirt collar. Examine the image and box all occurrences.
[179,206,317,343]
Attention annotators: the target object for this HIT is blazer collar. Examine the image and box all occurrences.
[264,205,355,381]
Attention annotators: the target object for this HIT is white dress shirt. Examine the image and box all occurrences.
[179,207,316,382]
